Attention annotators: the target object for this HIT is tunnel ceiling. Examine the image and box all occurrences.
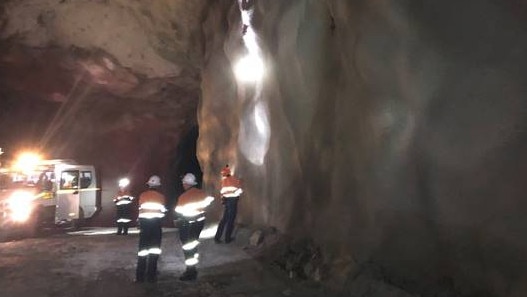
[0,0,208,178]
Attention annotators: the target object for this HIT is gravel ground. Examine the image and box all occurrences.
[0,225,329,297]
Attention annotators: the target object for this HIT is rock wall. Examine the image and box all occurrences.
[199,1,527,296]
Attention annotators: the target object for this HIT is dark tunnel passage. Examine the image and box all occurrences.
[167,125,202,208]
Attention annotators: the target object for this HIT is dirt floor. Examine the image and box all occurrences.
[0,224,330,297]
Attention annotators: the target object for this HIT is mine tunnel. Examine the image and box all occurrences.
[1,1,527,296]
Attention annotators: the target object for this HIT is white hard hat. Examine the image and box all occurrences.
[181,173,197,186]
[147,175,161,187]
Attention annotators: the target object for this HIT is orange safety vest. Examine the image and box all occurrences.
[175,187,214,218]
[114,189,133,205]
[138,189,166,219]
[220,176,243,198]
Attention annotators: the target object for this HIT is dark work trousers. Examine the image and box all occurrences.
[179,217,205,270]
[136,218,163,282]
[116,204,132,235]
[214,197,239,242]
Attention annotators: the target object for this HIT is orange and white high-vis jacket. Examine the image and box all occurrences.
[114,189,134,205]
[175,187,214,219]
[220,176,243,198]
[138,189,167,219]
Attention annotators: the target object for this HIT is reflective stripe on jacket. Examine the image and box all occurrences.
[138,189,167,219]
[114,196,134,206]
[175,187,214,218]
[220,176,243,198]
[114,189,134,205]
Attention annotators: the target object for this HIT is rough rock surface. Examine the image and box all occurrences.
[198,1,527,296]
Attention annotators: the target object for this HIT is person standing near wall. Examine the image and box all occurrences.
[174,173,214,281]
[135,175,167,283]
[214,164,243,244]
[113,177,134,235]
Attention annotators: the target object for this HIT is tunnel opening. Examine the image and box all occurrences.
[167,125,202,208]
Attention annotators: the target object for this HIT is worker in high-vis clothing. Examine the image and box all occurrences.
[113,177,134,235]
[175,173,214,281]
[135,175,167,283]
[214,165,243,244]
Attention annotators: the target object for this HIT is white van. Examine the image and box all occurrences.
[35,160,100,226]
[0,159,101,238]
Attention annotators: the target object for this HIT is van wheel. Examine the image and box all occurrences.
[24,208,42,238]
[71,207,85,230]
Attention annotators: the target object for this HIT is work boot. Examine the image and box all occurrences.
[146,255,159,283]
[135,256,147,283]
[117,225,123,235]
[179,267,197,281]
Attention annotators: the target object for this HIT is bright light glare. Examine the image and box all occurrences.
[239,101,270,165]
[254,103,268,134]
[234,54,264,82]
[118,178,130,188]
[8,191,34,222]
[14,152,42,173]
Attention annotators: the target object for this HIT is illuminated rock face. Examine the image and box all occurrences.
[2,0,527,296]
[199,1,527,296]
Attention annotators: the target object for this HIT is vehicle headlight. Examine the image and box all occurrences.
[8,191,35,222]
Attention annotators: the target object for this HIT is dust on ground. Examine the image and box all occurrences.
[0,225,328,297]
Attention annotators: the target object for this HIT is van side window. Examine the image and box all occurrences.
[37,171,53,191]
[60,171,79,190]
[80,171,92,189]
